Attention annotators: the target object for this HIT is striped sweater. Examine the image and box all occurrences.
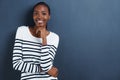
[12,26,59,80]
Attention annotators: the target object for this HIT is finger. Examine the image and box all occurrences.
[42,37,47,45]
[54,71,58,77]
[36,30,41,37]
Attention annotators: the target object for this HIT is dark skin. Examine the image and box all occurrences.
[29,5,58,77]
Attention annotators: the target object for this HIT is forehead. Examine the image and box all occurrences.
[34,5,49,12]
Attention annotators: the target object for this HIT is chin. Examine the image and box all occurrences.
[36,24,45,27]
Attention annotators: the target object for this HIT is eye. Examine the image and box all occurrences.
[42,12,47,15]
[33,12,38,15]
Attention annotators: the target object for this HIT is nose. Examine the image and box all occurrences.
[37,13,42,19]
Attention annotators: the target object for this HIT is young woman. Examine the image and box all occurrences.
[12,2,59,80]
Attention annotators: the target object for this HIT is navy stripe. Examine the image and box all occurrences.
[15,41,22,43]
[13,61,18,64]
[16,62,22,70]
[13,52,22,55]
[23,54,40,58]
[16,39,42,45]
[31,64,34,73]
[13,55,22,57]
[13,62,20,69]
[50,45,57,50]
[14,46,22,47]
[40,58,51,61]
[41,59,51,64]
[24,63,27,72]
[14,48,22,51]
[13,59,21,62]
[22,47,41,51]
[21,62,25,72]
[22,43,40,47]
[28,64,31,72]
[49,50,54,58]
[22,50,40,53]
[41,54,49,57]
[35,66,38,72]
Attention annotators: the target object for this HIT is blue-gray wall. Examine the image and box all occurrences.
[0,0,120,80]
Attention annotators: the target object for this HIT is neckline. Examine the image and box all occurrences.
[27,26,51,39]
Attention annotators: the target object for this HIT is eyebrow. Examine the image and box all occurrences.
[34,10,47,13]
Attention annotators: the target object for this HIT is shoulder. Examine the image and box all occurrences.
[49,31,59,40]
[15,26,28,39]
[48,31,59,48]
[17,26,28,31]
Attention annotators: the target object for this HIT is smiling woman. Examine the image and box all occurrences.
[12,2,59,80]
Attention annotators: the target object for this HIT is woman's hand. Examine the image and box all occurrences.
[36,28,47,45]
[47,66,58,77]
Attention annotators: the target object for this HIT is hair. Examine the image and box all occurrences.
[33,2,51,15]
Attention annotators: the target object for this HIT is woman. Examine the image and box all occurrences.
[12,2,59,80]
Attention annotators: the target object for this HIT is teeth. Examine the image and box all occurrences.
[37,20,43,23]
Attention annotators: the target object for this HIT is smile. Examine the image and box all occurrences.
[37,20,44,24]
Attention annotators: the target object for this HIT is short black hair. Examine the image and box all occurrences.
[33,2,51,15]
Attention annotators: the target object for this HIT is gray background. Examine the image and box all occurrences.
[0,0,120,80]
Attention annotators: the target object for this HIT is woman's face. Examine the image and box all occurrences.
[33,5,50,27]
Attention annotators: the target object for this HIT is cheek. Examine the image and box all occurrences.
[33,15,36,19]
[44,16,50,21]
[33,16,37,22]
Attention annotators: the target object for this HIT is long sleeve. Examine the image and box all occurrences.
[12,27,41,73]
[40,33,59,72]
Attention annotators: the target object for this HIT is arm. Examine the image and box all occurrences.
[40,33,59,76]
[36,28,59,76]
[47,45,59,77]
[12,27,41,73]
[40,45,57,72]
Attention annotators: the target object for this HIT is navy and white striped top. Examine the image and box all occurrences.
[12,26,59,80]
